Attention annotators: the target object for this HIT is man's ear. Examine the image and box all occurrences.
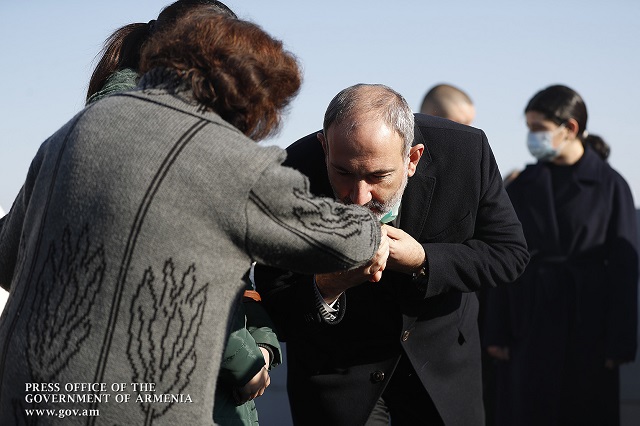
[407,144,424,177]
[317,132,328,156]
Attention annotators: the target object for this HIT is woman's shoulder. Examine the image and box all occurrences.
[510,162,545,185]
[602,162,634,195]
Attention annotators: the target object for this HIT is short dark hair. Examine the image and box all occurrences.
[140,11,301,141]
[420,83,473,117]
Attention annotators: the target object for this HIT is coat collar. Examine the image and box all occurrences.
[518,146,604,186]
[511,146,605,255]
[572,146,605,184]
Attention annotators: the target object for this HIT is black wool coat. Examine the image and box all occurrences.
[256,114,530,426]
[483,147,638,426]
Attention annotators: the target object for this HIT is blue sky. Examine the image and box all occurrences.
[1,0,639,210]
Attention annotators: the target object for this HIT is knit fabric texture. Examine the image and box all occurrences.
[0,68,379,425]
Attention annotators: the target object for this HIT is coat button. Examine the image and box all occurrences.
[402,330,411,341]
[370,370,385,383]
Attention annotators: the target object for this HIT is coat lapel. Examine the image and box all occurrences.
[512,164,562,255]
[399,125,435,239]
[555,147,603,217]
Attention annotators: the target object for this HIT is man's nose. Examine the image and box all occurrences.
[350,180,372,206]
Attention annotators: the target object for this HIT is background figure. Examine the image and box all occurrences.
[420,81,505,425]
[502,169,521,187]
[255,84,529,426]
[419,83,476,125]
[86,2,281,424]
[483,85,638,426]
[504,134,610,187]
[0,11,383,425]
[0,207,4,315]
[420,82,498,424]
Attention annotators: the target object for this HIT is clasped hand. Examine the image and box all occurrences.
[233,346,271,405]
[384,225,426,275]
[315,225,426,303]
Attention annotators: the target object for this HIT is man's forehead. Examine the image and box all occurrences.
[326,118,403,154]
[324,120,405,175]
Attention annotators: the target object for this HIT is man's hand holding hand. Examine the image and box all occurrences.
[384,225,426,275]
[315,226,389,303]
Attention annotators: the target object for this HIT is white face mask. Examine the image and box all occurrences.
[526,124,566,161]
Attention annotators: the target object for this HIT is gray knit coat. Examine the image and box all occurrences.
[0,69,380,425]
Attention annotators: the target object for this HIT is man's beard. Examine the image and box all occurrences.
[335,166,409,222]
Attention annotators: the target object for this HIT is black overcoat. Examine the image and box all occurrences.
[483,147,638,426]
[256,114,529,425]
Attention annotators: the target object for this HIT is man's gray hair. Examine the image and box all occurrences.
[323,84,415,156]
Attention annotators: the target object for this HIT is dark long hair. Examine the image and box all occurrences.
[86,0,236,101]
[140,11,301,141]
[525,85,588,141]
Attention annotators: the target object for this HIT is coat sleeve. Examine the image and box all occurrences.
[253,265,324,342]
[217,302,266,388]
[417,133,529,298]
[604,174,638,361]
[245,300,282,369]
[0,186,29,291]
[0,147,46,290]
[245,161,380,275]
[243,275,283,368]
[218,277,282,386]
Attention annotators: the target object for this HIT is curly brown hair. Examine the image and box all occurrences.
[86,1,236,103]
[139,10,301,141]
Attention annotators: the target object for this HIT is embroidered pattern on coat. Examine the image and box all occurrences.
[15,225,105,425]
[291,188,375,239]
[89,120,208,425]
[127,259,208,425]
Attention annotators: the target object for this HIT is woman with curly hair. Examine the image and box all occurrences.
[0,10,384,426]
[86,0,237,105]
[86,3,287,424]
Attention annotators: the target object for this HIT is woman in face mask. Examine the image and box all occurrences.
[483,85,638,426]
[524,85,588,164]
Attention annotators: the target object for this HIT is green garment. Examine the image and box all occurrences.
[214,280,282,426]
[86,68,139,105]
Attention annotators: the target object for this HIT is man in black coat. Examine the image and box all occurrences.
[255,84,529,425]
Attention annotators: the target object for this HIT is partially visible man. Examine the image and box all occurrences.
[0,207,5,315]
[421,81,507,425]
[420,83,475,125]
[255,84,528,425]
[421,82,498,425]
